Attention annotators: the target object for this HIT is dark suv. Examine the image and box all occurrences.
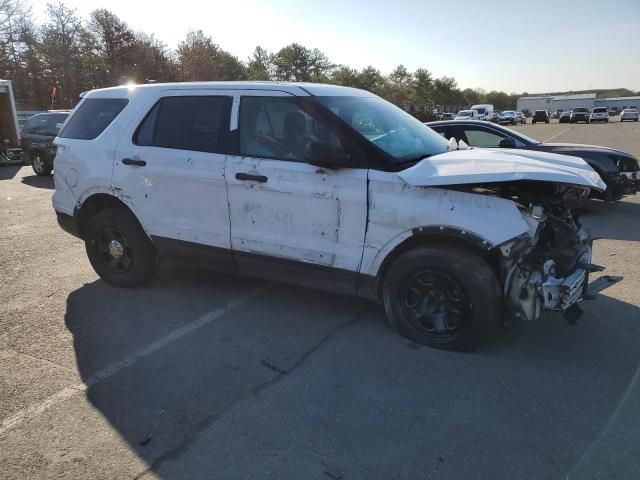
[20,111,70,175]
[531,110,550,124]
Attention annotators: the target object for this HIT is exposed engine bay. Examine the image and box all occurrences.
[454,180,620,323]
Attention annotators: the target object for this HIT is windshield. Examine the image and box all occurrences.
[501,111,514,116]
[317,96,449,164]
[457,110,473,117]
[573,108,587,112]
[473,107,487,114]
[593,108,607,113]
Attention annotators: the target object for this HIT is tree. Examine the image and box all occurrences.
[271,43,333,82]
[88,9,136,84]
[432,76,458,107]
[247,46,271,80]
[412,68,433,106]
[177,30,245,81]
[39,2,87,108]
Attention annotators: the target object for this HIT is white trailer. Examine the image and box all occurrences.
[0,79,22,165]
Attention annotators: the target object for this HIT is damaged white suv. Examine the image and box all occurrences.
[53,82,620,351]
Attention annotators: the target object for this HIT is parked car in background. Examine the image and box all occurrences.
[620,108,639,122]
[589,107,609,123]
[532,110,550,124]
[497,111,517,125]
[487,111,499,123]
[52,81,616,351]
[426,119,640,201]
[469,103,493,120]
[559,111,571,123]
[515,111,526,124]
[551,110,563,119]
[439,112,456,120]
[570,107,590,123]
[455,109,479,120]
[20,110,70,175]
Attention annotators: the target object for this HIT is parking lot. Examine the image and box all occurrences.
[1,120,639,479]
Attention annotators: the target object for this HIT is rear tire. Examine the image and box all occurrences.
[31,151,52,176]
[85,208,158,287]
[382,246,501,351]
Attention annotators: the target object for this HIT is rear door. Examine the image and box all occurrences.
[225,92,368,293]
[113,90,234,270]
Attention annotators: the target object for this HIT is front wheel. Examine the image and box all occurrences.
[31,151,52,176]
[382,246,501,351]
[85,208,158,287]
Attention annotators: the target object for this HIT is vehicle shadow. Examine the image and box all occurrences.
[63,265,640,479]
[0,164,21,180]
[581,198,640,242]
[21,174,54,189]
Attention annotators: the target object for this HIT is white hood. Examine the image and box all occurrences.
[398,148,606,190]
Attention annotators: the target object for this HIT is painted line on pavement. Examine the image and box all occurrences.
[0,283,272,436]
[543,126,572,143]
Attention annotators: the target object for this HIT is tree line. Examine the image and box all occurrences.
[1,0,522,117]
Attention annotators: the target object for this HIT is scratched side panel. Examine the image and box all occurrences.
[360,170,531,277]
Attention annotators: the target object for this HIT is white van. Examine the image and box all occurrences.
[52,81,612,351]
[470,104,494,121]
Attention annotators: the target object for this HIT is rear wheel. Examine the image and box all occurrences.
[85,208,158,287]
[382,246,501,351]
[31,151,52,176]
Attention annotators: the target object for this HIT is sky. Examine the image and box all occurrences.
[27,0,640,94]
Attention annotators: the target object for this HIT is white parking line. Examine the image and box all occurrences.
[0,283,272,436]
[543,126,572,143]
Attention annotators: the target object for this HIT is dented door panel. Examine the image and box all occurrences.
[226,155,367,274]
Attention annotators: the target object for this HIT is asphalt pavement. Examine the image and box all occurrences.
[1,120,639,479]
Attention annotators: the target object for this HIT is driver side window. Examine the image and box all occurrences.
[460,127,506,148]
[239,96,342,162]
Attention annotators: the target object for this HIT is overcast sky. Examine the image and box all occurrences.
[28,0,640,93]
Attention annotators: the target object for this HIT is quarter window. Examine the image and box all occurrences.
[461,127,506,148]
[135,96,231,153]
[60,99,128,140]
[238,96,343,162]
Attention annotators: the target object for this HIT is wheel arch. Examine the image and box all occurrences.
[363,227,502,302]
[75,193,146,239]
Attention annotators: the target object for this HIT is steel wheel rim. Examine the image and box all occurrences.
[400,269,472,343]
[33,154,44,173]
[94,225,133,274]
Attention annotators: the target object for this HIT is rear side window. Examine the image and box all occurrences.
[23,114,68,136]
[60,99,128,140]
[134,96,232,153]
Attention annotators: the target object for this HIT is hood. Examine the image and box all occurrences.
[398,148,606,190]
[539,142,630,156]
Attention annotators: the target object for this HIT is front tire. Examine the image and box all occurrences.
[382,246,501,351]
[31,151,52,176]
[85,208,158,287]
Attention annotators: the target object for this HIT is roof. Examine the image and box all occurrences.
[83,81,375,99]
[595,96,640,101]
[518,93,597,101]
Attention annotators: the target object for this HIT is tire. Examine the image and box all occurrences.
[31,151,52,176]
[382,245,501,351]
[84,208,158,287]
[545,120,549,123]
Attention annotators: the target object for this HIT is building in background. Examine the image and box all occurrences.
[594,96,640,111]
[517,93,596,113]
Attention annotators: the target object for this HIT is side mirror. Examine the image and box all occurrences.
[305,141,350,169]
[498,137,516,148]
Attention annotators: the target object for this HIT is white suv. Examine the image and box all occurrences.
[53,82,616,351]
[589,107,609,123]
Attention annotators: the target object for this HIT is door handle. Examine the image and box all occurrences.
[236,172,267,183]
[122,158,146,167]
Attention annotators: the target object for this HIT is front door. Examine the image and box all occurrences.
[113,90,234,269]
[225,93,368,294]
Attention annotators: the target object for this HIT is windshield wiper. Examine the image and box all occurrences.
[397,153,434,164]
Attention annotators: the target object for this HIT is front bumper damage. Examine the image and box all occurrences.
[502,223,622,325]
